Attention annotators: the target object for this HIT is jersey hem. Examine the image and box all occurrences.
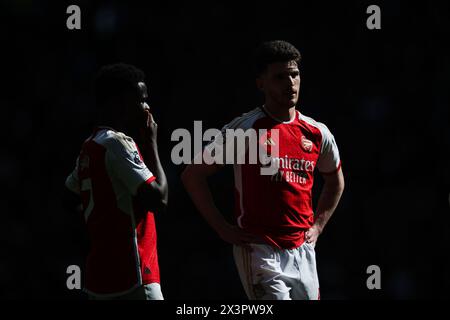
[84,283,141,298]
[84,279,161,298]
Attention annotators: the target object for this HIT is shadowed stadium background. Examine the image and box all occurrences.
[1,0,449,299]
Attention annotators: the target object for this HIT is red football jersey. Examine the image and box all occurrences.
[65,127,160,297]
[205,106,341,249]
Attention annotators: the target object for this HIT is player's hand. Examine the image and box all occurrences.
[140,107,158,145]
[305,224,322,247]
[216,223,261,247]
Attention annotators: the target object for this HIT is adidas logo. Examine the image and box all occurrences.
[264,137,276,146]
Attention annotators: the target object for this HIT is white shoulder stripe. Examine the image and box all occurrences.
[225,107,265,130]
[298,112,331,133]
[298,113,341,175]
[298,112,321,129]
[225,108,260,129]
[298,112,333,153]
[93,129,137,154]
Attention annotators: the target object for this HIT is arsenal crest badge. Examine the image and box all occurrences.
[301,135,313,152]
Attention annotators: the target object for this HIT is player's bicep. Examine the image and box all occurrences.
[321,166,344,187]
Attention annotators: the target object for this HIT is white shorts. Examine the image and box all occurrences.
[233,242,320,300]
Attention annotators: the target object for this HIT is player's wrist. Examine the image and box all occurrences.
[213,219,232,235]
[139,126,158,142]
[143,138,158,148]
[140,132,158,148]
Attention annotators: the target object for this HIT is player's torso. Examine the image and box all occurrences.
[78,129,135,235]
[254,114,322,190]
[77,128,159,294]
[234,110,323,243]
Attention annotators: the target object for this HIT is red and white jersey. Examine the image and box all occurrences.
[206,106,341,249]
[65,127,160,296]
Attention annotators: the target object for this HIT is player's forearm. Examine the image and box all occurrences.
[142,141,168,201]
[313,172,345,232]
[181,166,229,233]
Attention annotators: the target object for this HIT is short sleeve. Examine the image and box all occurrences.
[105,134,154,195]
[317,123,341,174]
[65,157,80,194]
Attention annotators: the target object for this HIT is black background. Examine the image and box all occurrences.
[1,0,449,300]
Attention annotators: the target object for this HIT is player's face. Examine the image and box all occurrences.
[137,82,150,113]
[131,82,150,115]
[121,81,150,131]
[257,60,300,108]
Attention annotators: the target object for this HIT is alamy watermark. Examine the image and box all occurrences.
[366,5,381,30]
[366,265,381,290]
[66,5,81,30]
[66,6,381,31]
[66,265,81,290]
[170,121,313,176]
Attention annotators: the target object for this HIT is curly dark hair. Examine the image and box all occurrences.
[254,40,301,76]
[94,63,145,106]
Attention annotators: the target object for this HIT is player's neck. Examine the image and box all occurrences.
[263,103,296,123]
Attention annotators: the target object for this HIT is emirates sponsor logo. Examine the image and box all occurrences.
[269,155,313,185]
[271,156,315,172]
[271,169,308,184]
[301,135,313,152]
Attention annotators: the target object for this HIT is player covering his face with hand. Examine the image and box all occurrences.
[65,63,168,300]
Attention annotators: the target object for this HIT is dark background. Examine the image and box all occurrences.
[1,0,449,299]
